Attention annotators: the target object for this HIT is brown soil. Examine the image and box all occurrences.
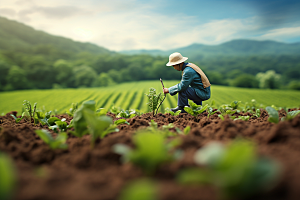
[1,108,300,200]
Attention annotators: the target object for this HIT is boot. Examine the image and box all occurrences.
[170,106,187,113]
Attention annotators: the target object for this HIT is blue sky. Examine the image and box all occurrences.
[0,0,300,50]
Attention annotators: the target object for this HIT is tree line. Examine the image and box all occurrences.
[0,48,299,91]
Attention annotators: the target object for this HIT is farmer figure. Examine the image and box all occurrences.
[164,52,211,113]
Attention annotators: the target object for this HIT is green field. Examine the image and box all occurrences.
[1,80,300,115]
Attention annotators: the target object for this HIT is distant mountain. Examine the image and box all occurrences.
[0,16,111,55]
[120,39,300,58]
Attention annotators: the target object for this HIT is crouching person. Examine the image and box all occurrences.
[163,52,211,113]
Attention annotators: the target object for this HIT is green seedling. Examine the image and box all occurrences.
[146,87,164,117]
[82,108,116,147]
[72,100,96,137]
[66,102,78,117]
[35,129,68,149]
[178,140,281,199]
[113,132,173,174]
[234,116,250,121]
[110,105,121,115]
[165,108,181,116]
[10,112,25,123]
[119,179,158,200]
[207,106,218,118]
[114,119,130,125]
[22,100,38,124]
[96,108,108,116]
[281,110,300,121]
[0,152,16,200]
[266,106,279,123]
[117,109,136,118]
[184,100,208,118]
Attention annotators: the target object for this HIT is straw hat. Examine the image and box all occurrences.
[166,52,188,66]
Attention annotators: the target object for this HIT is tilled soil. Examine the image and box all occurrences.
[1,109,300,200]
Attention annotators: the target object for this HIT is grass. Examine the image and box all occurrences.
[1,80,300,115]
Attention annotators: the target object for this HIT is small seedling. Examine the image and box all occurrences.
[83,108,117,147]
[35,129,68,149]
[146,87,164,116]
[119,179,158,200]
[266,106,279,123]
[117,109,136,118]
[113,132,173,174]
[184,100,208,118]
[281,110,300,121]
[96,108,108,116]
[0,152,16,200]
[66,102,78,117]
[178,140,281,199]
[165,108,181,116]
[114,119,130,125]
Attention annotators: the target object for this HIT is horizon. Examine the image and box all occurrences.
[1,0,300,51]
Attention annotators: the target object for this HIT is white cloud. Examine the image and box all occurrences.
[0,0,299,51]
[255,26,300,41]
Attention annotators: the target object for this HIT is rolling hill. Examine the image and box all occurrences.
[0,16,111,55]
[120,39,300,58]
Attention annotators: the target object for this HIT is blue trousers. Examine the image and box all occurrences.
[178,87,203,106]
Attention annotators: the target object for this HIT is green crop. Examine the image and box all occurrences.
[165,108,181,116]
[117,109,136,118]
[83,108,117,147]
[177,140,280,199]
[72,100,96,137]
[35,129,68,149]
[119,179,158,200]
[281,110,300,121]
[234,116,250,121]
[113,132,174,174]
[23,100,37,124]
[66,102,78,117]
[114,119,130,125]
[10,112,25,123]
[0,152,16,200]
[184,100,208,118]
[146,88,164,117]
[96,108,108,116]
[266,106,279,123]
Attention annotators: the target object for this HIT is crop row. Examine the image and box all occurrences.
[1,81,300,115]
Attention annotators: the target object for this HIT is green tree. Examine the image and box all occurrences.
[0,60,10,88]
[5,65,29,90]
[232,74,259,88]
[288,81,300,90]
[73,65,97,87]
[107,69,122,83]
[256,70,281,89]
[93,72,115,87]
[53,59,74,87]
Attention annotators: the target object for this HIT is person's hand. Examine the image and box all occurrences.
[163,88,169,94]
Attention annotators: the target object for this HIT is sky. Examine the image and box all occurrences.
[0,0,300,51]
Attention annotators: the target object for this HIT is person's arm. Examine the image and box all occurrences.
[168,69,193,96]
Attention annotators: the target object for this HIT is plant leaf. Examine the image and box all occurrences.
[266,106,279,123]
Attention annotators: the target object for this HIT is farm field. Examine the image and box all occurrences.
[1,80,300,115]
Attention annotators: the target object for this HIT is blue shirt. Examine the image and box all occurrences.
[168,62,211,100]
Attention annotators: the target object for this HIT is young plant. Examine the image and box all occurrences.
[234,116,250,121]
[82,108,117,147]
[22,100,38,124]
[165,108,181,116]
[66,102,78,117]
[114,119,130,125]
[10,112,25,123]
[266,106,279,123]
[207,106,218,118]
[72,100,96,137]
[0,152,16,200]
[113,132,173,174]
[281,110,300,121]
[146,87,164,116]
[184,100,208,118]
[96,108,108,116]
[35,129,68,149]
[119,179,158,200]
[117,109,136,118]
[177,140,281,199]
